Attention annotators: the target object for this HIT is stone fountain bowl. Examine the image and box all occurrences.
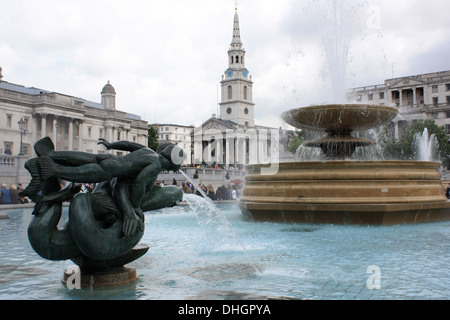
[281,104,398,132]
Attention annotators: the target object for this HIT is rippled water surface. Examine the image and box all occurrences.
[0,203,449,300]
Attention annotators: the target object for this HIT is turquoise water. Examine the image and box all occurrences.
[0,201,449,300]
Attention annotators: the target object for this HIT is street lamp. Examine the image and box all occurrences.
[17,118,27,156]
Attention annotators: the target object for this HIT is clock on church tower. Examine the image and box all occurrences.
[219,8,255,127]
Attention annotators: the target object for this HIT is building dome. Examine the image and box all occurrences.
[101,81,116,94]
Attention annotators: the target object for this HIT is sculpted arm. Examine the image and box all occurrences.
[98,139,147,153]
[130,161,162,209]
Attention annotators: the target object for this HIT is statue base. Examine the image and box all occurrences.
[62,265,138,289]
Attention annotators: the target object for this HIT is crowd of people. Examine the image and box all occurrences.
[0,183,29,205]
[168,178,240,201]
[0,177,241,206]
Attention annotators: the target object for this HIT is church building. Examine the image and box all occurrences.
[193,7,293,168]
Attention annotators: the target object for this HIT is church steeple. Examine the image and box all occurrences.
[219,4,255,127]
[231,4,242,47]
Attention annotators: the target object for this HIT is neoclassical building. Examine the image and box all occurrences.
[346,70,450,139]
[0,70,148,158]
[150,123,194,165]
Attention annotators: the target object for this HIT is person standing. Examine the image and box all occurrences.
[0,184,11,204]
[9,184,20,204]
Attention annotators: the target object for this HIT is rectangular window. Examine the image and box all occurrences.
[432,85,439,93]
[368,94,373,101]
[446,124,450,134]
[22,144,30,156]
[6,115,12,128]
[379,92,385,100]
[4,142,13,155]
[433,97,439,106]
[446,83,450,91]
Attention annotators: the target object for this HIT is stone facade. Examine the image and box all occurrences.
[0,77,148,157]
[346,70,450,139]
[150,123,194,165]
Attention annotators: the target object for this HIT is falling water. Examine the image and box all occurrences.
[179,170,260,273]
[414,128,439,162]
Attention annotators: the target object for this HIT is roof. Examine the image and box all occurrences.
[0,81,52,95]
[1,80,141,121]
[101,81,116,94]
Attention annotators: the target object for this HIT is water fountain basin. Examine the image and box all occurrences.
[240,160,450,225]
[281,104,399,133]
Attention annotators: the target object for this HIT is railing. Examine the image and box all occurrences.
[0,155,15,167]
[0,155,30,186]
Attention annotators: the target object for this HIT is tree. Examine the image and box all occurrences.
[379,120,450,166]
[148,126,159,151]
[288,130,306,154]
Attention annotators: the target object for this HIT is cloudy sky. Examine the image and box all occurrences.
[1,0,449,128]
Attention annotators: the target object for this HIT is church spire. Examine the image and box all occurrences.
[231,2,242,47]
[219,3,255,127]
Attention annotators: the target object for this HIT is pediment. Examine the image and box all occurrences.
[386,77,426,89]
[194,118,237,135]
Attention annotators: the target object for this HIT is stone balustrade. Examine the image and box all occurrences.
[0,155,30,186]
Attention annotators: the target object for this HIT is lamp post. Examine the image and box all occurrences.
[17,118,27,156]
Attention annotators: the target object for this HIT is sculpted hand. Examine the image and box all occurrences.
[97,138,111,150]
[122,208,144,237]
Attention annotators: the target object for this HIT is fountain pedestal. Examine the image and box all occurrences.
[62,265,138,289]
[61,243,148,289]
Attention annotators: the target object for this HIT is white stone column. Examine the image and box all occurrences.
[78,122,83,151]
[68,120,74,150]
[41,115,47,138]
[32,115,38,144]
[53,117,58,150]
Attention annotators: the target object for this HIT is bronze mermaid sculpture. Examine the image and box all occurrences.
[21,137,185,271]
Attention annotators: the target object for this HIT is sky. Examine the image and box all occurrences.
[1,0,450,129]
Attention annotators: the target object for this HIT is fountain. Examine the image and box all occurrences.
[239,104,450,225]
[414,128,439,162]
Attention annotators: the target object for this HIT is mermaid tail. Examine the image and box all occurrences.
[20,137,56,198]
[68,192,144,260]
[27,183,82,260]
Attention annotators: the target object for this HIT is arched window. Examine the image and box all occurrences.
[236,55,239,63]
[244,86,248,100]
[228,86,232,99]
